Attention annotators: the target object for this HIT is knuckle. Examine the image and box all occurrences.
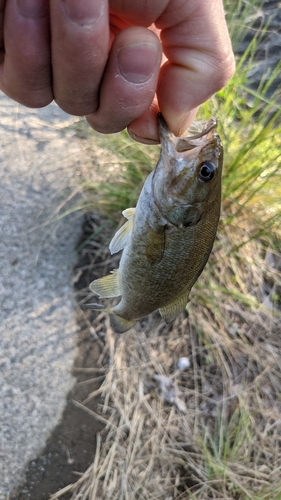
[54,85,100,116]
[204,48,236,92]
[19,83,53,108]
[2,82,53,108]
[19,92,52,109]
[55,100,84,116]
[55,97,97,117]
[2,60,53,107]
[86,116,124,134]
[217,51,236,84]
[89,122,117,134]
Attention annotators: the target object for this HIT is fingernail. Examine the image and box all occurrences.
[62,0,104,25]
[117,43,159,84]
[127,128,159,145]
[17,0,48,18]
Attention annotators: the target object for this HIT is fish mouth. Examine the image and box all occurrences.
[184,118,217,138]
[158,114,218,153]
[176,118,217,152]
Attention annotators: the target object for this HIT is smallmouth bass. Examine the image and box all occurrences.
[90,115,223,333]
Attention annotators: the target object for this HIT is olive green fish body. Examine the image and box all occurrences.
[90,116,223,333]
[114,181,220,320]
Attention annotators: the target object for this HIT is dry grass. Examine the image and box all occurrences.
[49,4,281,494]
[51,212,281,500]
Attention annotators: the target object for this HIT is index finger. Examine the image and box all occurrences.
[156,0,235,134]
[116,0,235,140]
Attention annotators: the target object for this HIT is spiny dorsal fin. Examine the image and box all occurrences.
[122,207,135,219]
[109,217,134,255]
[159,290,190,323]
[89,269,121,298]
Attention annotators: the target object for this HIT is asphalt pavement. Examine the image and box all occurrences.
[0,94,85,499]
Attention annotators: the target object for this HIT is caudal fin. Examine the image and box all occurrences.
[85,303,136,334]
[109,314,136,334]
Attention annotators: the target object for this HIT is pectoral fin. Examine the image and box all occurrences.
[110,314,136,334]
[89,269,121,298]
[159,290,190,323]
[109,214,134,255]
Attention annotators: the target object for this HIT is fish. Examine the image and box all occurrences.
[89,114,223,333]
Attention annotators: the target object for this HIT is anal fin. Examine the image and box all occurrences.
[89,269,121,298]
[159,290,190,323]
[110,314,136,334]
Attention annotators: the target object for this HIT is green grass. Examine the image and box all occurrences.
[202,43,281,239]
[82,130,159,220]
[224,0,265,51]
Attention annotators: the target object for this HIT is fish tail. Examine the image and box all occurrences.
[85,303,136,334]
[109,313,136,334]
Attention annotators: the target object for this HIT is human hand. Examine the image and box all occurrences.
[0,0,235,143]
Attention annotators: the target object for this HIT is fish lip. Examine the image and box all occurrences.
[185,117,217,138]
[158,113,218,153]
[176,118,217,152]
[158,113,171,136]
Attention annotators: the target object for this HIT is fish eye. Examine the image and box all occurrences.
[198,161,216,182]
